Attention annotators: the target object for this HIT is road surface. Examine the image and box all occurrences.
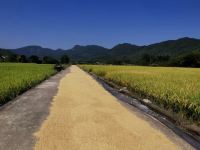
[0,65,194,150]
[34,66,192,150]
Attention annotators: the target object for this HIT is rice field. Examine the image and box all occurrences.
[79,65,200,121]
[0,63,56,105]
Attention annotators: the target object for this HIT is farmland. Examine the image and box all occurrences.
[0,63,56,105]
[80,65,200,121]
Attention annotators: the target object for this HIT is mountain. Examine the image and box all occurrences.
[6,37,200,64]
[107,37,200,64]
[140,37,200,56]
[0,48,18,62]
[65,45,109,62]
[110,43,139,56]
[10,46,62,58]
[0,48,14,56]
[9,45,109,62]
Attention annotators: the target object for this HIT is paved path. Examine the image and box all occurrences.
[0,69,68,150]
[34,66,193,150]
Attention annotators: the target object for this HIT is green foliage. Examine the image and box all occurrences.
[0,63,56,105]
[29,55,41,63]
[138,54,170,66]
[0,49,14,59]
[42,56,58,64]
[3,37,200,67]
[66,37,200,66]
[17,55,27,63]
[60,55,70,64]
[170,51,200,67]
[80,65,200,121]
[7,54,18,62]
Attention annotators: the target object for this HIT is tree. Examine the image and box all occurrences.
[140,54,152,65]
[43,56,58,64]
[122,56,131,64]
[60,55,70,64]
[112,59,123,65]
[171,52,200,67]
[29,55,41,63]
[0,55,4,62]
[8,54,18,62]
[18,55,27,63]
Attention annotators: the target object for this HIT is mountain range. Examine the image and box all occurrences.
[1,37,200,64]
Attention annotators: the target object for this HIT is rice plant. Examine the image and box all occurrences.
[0,63,56,105]
[80,65,200,121]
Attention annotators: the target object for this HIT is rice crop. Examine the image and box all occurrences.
[0,63,56,105]
[80,65,200,121]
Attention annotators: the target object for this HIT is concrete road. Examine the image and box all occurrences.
[34,66,193,150]
[0,66,195,150]
[0,69,68,150]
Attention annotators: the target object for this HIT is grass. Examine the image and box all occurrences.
[79,65,200,122]
[0,63,56,105]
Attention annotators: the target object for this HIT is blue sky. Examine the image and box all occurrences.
[0,0,200,49]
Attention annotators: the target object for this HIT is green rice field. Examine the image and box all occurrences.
[0,63,56,105]
[80,65,200,121]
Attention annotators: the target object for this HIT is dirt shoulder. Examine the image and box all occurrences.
[34,65,193,150]
[0,69,69,150]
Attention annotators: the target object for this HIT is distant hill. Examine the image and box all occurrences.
[9,45,108,61]
[0,48,14,56]
[65,45,109,63]
[111,43,139,55]
[6,37,200,64]
[140,37,200,56]
[10,46,62,58]
[107,37,200,64]
[0,48,18,62]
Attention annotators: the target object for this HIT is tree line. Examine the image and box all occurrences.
[0,54,70,64]
[1,49,200,67]
[102,51,200,68]
[137,51,200,67]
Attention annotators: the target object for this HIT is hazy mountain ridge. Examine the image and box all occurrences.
[4,37,200,63]
[0,49,14,56]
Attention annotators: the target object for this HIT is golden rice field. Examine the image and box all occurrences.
[79,65,200,121]
[0,63,56,105]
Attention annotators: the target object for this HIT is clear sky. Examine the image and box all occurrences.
[0,0,200,49]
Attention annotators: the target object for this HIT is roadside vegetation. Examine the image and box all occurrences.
[0,51,70,105]
[0,49,70,65]
[80,65,200,122]
[0,63,57,105]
